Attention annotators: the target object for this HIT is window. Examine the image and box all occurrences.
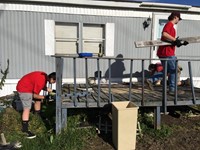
[82,24,105,55]
[55,23,78,54]
[45,20,114,56]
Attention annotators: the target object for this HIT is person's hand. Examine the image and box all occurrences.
[173,38,182,47]
[47,88,53,93]
[172,37,189,47]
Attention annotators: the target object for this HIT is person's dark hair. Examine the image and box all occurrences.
[48,72,56,80]
[148,64,156,71]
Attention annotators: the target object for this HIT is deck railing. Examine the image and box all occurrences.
[53,55,200,133]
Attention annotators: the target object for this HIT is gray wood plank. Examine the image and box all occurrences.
[135,36,200,48]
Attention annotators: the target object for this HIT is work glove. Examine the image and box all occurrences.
[172,38,182,47]
[182,41,189,46]
[172,37,189,47]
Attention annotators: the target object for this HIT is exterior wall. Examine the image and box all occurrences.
[176,19,200,77]
[0,7,152,80]
[1,2,200,96]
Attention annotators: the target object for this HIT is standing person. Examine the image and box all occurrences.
[16,71,56,139]
[157,11,188,95]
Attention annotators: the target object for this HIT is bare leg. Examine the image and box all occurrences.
[22,108,30,121]
[34,100,41,111]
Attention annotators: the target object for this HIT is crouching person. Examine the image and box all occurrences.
[16,71,56,139]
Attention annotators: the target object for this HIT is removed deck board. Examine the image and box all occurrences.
[135,36,200,48]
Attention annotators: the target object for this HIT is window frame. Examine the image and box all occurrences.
[45,20,115,57]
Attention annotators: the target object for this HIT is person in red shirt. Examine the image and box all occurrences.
[147,63,163,85]
[147,63,183,87]
[157,11,188,95]
[16,71,56,139]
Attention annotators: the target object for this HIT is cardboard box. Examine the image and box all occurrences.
[112,101,138,150]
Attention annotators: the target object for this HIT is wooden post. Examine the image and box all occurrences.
[162,60,167,114]
[56,57,63,134]
[62,109,67,129]
[154,106,161,130]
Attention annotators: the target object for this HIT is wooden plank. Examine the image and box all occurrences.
[56,57,63,134]
[135,36,200,48]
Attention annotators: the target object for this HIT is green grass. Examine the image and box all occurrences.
[138,111,173,140]
[0,102,97,150]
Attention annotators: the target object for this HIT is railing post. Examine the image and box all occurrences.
[85,58,89,107]
[129,59,133,101]
[162,59,167,114]
[108,59,112,103]
[97,58,101,107]
[188,61,196,104]
[73,58,77,107]
[174,60,178,105]
[56,57,63,134]
[141,60,144,106]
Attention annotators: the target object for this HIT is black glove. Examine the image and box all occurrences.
[182,41,189,46]
[172,38,189,47]
[173,38,182,47]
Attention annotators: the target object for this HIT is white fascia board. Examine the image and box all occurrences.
[140,2,192,9]
[0,3,151,18]
[1,2,200,19]
[15,0,141,8]
[12,0,200,13]
[153,12,200,21]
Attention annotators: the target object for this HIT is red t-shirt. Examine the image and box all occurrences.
[157,21,176,57]
[16,71,47,94]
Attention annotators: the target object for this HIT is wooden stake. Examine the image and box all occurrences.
[1,133,7,145]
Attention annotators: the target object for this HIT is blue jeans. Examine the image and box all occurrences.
[148,72,163,83]
[160,56,176,92]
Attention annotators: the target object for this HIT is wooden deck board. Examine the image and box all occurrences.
[61,83,200,108]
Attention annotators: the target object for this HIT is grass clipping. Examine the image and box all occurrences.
[0,108,47,141]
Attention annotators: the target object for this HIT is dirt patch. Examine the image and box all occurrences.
[84,113,200,150]
[136,114,200,150]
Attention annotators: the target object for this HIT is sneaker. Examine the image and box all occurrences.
[168,90,185,96]
[145,79,154,90]
[185,78,191,86]
[154,80,161,86]
[24,131,36,139]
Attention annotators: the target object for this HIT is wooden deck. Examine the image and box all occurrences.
[61,83,200,108]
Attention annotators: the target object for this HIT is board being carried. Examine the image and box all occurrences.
[134,36,200,48]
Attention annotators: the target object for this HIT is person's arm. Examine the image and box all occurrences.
[163,32,188,47]
[162,32,176,42]
[43,87,53,93]
[33,93,45,100]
